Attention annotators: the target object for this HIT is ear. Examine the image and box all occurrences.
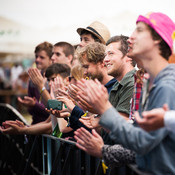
[99,61,105,68]
[154,39,161,45]
[67,55,73,64]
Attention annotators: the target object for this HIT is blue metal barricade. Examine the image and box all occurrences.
[0,103,151,175]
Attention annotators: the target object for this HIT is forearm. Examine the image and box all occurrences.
[40,88,51,102]
[21,122,52,135]
[57,118,73,133]
[100,107,168,155]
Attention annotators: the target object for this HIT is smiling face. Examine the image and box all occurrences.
[127,22,155,67]
[104,42,125,79]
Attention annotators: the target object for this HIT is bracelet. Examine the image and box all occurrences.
[40,87,46,94]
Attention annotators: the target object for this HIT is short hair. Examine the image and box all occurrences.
[45,63,70,79]
[34,41,53,58]
[106,35,136,67]
[54,42,75,57]
[147,24,171,60]
[80,30,102,43]
[77,42,106,64]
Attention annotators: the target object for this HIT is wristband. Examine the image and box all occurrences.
[40,87,46,94]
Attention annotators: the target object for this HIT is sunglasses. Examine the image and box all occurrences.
[68,76,75,82]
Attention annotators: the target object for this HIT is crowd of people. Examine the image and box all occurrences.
[0,12,175,175]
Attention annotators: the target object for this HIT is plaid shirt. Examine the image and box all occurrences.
[129,75,142,120]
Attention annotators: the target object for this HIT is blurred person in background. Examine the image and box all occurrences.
[18,41,53,124]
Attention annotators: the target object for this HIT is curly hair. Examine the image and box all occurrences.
[77,42,106,64]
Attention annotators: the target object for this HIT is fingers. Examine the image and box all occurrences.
[163,104,169,111]
[91,129,103,144]
[79,118,92,129]
[0,127,12,134]
[28,68,40,78]
[75,140,86,152]
[57,89,68,97]
[23,96,33,101]
[78,127,92,139]
[135,111,148,125]
[56,96,66,103]
[15,120,24,127]
[91,129,100,138]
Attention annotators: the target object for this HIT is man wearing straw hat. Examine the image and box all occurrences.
[77,21,111,47]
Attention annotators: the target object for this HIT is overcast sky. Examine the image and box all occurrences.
[0,0,175,45]
[1,0,175,28]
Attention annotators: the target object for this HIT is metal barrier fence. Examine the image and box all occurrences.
[0,103,151,175]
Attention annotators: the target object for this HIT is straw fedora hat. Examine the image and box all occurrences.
[77,21,111,44]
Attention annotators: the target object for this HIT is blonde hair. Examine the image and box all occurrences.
[71,64,84,81]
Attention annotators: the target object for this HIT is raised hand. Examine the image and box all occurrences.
[135,104,169,131]
[52,76,65,98]
[28,68,46,90]
[79,114,101,129]
[74,128,104,158]
[68,84,80,102]
[18,96,37,107]
[77,79,111,115]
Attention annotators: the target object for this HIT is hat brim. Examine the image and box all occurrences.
[77,27,105,44]
[136,15,155,29]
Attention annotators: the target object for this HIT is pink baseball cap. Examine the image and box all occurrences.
[136,12,175,53]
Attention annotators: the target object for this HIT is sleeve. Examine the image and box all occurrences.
[27,80,49,119]
[102,144,135,168]
[69,106,90,131]
[100,83,175,155]
[28,101,49,118]
[164,111,175,134]
[99,107,169,155]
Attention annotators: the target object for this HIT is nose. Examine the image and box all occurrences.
[129,30,136,42]
[127,38,132,45]
[35,56,40,63]
[79,40,85,48]
[104,54,110,63]
[51,54,55,62]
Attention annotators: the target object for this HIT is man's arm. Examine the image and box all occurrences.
[135,104,168,131]
[80,79,175,155]
[99,107,168,155]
